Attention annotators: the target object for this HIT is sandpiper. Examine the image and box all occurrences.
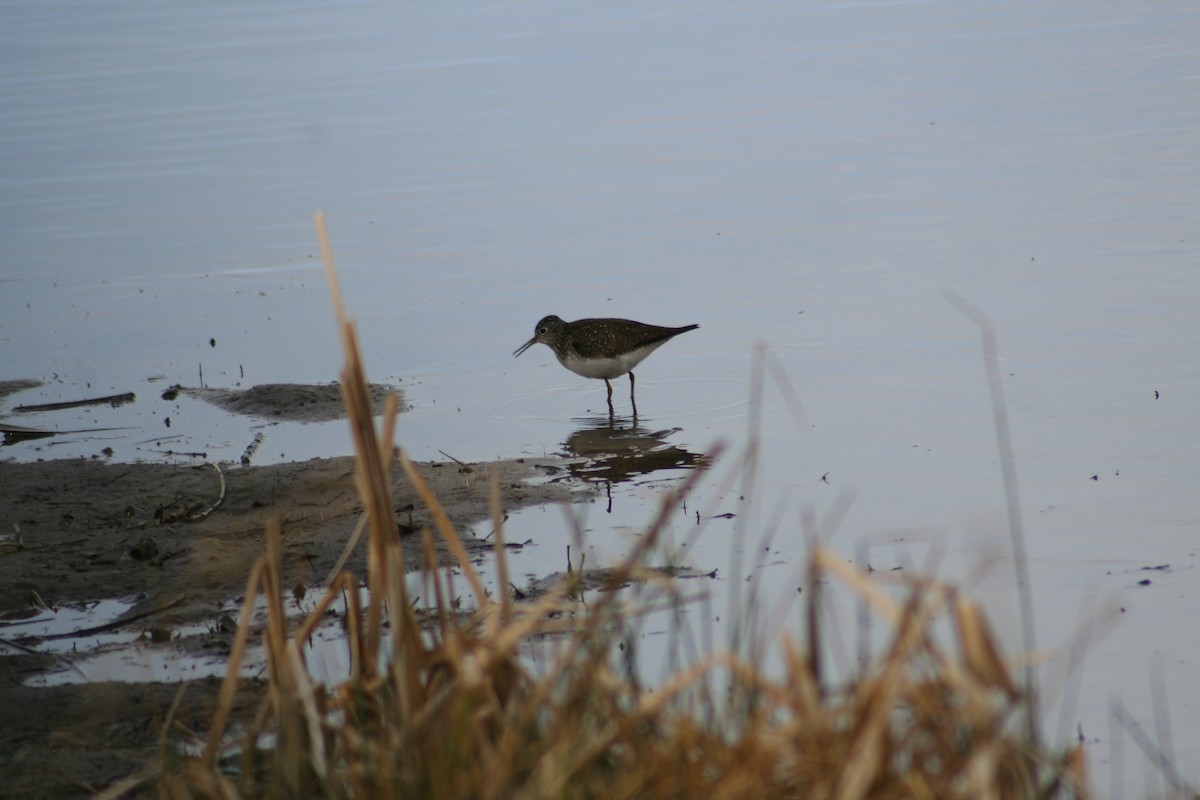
[513,315,699,408]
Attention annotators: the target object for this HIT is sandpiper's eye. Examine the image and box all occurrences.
[538,326,547,334]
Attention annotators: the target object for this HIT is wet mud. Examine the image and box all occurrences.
[0,446,569,797]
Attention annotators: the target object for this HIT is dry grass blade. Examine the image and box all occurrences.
[203,557,267,767]
[316,210,401,667]
[813,546,902,626]
[955,594,1020,701]
[398,447,489,608]
[1111,701,1194,797]
[488,469,511,632]
[942,288,1039,747]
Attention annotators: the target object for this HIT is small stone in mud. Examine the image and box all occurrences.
[129,537,158,561]
[161,385,180,401]
[148,625,172,643]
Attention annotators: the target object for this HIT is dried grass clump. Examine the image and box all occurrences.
[156,216,1089,800]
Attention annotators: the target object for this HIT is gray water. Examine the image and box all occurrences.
[2,0,1198,789]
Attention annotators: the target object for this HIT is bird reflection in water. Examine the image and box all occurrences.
[560,413,706,513]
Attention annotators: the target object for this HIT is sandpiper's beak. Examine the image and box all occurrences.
[513,336,537,358]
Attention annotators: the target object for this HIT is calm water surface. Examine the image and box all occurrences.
[2,0,1198,788]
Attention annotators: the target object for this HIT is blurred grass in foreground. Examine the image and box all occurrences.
[154,215,1093,800]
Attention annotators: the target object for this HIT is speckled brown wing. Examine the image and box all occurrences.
[567,318,697,359]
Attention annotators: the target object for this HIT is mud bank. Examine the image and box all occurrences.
[0,453,570,797]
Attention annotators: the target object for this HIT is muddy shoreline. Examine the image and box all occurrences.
[0,452,571,798]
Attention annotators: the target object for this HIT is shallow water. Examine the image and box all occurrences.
[10,591,355,687]
[9,598,247,686]
[2,0,1198,788]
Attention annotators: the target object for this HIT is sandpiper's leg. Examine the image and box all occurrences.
[605,378,614,402]
[629,372,636,400]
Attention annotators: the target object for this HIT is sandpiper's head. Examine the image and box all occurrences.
[513,315,565,358]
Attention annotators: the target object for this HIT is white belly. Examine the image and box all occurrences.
[558,341,668,380]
